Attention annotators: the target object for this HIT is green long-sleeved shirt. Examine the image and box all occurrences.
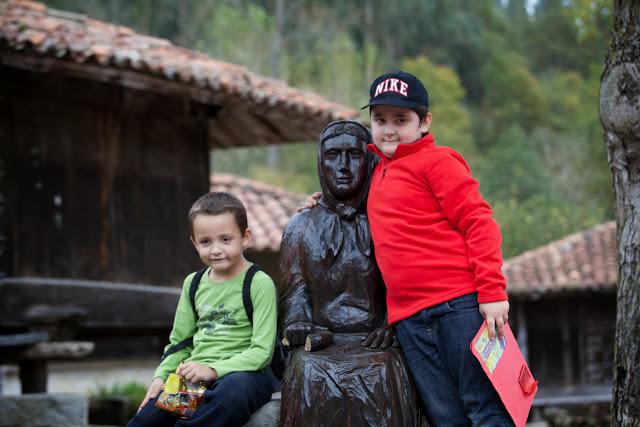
[154,265,277,381]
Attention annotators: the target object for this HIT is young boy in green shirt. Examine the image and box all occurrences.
[127,192,278,427]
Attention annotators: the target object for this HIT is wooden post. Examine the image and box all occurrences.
[516,302,529,363]
[0,67,10,279]
[19,359,48,393]
[561,300,573,386]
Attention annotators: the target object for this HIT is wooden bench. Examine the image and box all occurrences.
[0,276,186,394]
[0,303,95,394]
[533,384,612,407]
[0,331,94,393]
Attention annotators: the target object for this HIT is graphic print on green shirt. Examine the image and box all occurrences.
[153,265,278,381]
[197,303,240,335]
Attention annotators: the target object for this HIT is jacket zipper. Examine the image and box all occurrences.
[380,166,387,185]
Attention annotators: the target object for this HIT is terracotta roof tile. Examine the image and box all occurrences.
[503,221,617,297]
[0,0,359,146]
[173,167,624,286]
[210,174,619,289]
[210,174,305,252]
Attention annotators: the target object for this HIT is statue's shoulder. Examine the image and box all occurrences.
[283,208,317,239]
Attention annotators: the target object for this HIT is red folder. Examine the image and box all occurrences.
[470,321,538,427]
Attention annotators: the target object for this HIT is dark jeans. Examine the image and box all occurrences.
[396,293,514,427]
[126,369,274,427]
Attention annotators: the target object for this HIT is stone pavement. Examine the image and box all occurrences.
[1,358,157,395]
[0,360,549,426]
[0,393,87,427]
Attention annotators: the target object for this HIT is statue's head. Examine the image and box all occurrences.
[317,121,376,211]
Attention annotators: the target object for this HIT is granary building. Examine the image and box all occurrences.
[503,221,616,406]
[0,0,355,393]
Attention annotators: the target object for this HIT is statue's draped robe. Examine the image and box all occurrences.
[280,207,418,427]
[279,199,420,427]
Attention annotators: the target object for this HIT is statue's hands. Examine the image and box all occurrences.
[362,324,398,349]
[283,322,313,347]
[305,331,333,352]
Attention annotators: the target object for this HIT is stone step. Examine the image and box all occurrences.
[86,392,281,426]
[244,392,280,427]
[0,393,88,427]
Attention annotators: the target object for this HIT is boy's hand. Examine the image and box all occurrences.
[478,300,510,339]
[177,361,218,383]
[296,192,322,212]
[138,377,164,413]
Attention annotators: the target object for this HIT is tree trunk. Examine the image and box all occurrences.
[599,1,640,425]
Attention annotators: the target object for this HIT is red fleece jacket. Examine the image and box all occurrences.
[367,133,507,324]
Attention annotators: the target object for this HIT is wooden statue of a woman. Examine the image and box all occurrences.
[279,120,419,427]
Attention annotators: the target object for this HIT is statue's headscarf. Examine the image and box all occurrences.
[316,120,378,261]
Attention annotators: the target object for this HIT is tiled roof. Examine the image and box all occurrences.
[211,176,622,290]
[0,1,359,147]
[503,221,617,297]
[210,173,305,252]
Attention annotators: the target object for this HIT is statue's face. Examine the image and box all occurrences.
[321,134,368,200]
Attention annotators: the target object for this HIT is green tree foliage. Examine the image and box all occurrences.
[493,194,606,258]
[476,124,605,256]
[534,70,612,214]
[407,0,507,103]
[283,16,372,108]
[400,56,475,160]
[526,0,612,76]
[502,0,530,53]
[478,125,551,203]
[195,2,275,75]
[44,0,614,257]
[477,51,545,149]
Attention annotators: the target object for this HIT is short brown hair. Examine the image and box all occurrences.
[367,104,429,125]
[411,105,430,137]
[411,105,430,123]
[188,192,248,235]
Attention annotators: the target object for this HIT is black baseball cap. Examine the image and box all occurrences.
[361,70,429,110]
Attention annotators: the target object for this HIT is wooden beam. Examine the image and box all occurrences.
[24,341,94,359]
[0,332,49,348]
[516,303,529,363]
[0,50,336,146]
[0,50,225,108]
[0,277,180,332]
[210,111,276,148]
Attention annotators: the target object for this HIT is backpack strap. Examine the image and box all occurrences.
[242,264,263,325]
[239,264,285,385]
[160,336,193,361]
[160,268,208,361]
[188,268,208,316]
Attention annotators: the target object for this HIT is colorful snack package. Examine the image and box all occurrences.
[155,372,207,419]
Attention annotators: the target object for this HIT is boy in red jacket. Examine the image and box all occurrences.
[307,71,513,426]
[366,70,512,426]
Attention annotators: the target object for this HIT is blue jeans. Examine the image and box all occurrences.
[126,369,274,427]
[396,293,514,427]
